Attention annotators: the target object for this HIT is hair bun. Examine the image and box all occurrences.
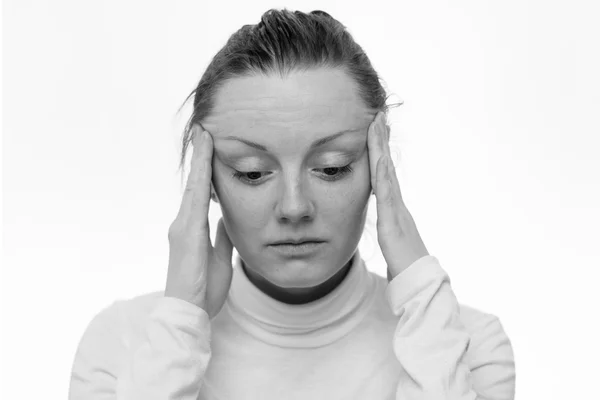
[309,10,332,18]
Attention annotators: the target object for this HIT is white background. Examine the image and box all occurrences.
[2,0,599,398]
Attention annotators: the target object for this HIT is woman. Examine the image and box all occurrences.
[69,9,515,399]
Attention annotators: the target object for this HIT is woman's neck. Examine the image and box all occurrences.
[241,258,353,305]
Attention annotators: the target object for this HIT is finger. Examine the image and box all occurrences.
[375,155,397,239]
[368,111,387,193]
[377,114,390,157]
[206,217,234,319]
[387,156,405,207]
[177,125,213,233]
[214,217,234,265]
[377,117,405,206]
[376,155,393,205]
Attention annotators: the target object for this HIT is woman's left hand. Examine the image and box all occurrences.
[368,112,430,281]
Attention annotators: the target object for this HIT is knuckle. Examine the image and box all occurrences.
[384,194,394,205]
[168,220,185,239]
[167,227,178,242]
[184,182,197,193]
[191,194,203,210]
[378,189,393,205]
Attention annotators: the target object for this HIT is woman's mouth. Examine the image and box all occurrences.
[269,241,325,257]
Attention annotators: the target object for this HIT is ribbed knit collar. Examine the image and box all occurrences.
[225,249,377,348]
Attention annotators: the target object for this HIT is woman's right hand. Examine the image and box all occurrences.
[165,125,234,319]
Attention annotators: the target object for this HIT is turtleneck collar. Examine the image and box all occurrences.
[225,249,378,348]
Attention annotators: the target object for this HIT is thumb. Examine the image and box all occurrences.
[206,217,234,319]
[214,217,234,266]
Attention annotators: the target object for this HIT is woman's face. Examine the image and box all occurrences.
[200,67,376,289]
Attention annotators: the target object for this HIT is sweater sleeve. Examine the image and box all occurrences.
[69,296,212,400]
[384,256,516,400]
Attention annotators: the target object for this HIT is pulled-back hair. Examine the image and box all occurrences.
[177,8,401,181]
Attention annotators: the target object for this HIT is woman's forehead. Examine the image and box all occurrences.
[203,69,374,136]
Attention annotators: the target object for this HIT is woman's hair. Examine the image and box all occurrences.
[176,8,401,181]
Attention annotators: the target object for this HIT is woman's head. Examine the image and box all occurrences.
[178,9,397,292]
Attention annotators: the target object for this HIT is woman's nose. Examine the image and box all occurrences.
[274,179,315,223]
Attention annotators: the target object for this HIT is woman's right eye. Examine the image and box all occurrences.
[231,170,269,185]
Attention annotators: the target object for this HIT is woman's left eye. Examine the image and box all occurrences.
[230,164,354,185]
[318,164,354,181]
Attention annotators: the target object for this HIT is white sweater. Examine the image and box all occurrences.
[69,251,516,399]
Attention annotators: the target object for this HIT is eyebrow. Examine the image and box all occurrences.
[219,129,361,152]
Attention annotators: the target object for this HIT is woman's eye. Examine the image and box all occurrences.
[231,170,269,184]
[318,165,354,181]
[230,164,354,186]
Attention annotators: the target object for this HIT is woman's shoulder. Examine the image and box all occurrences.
[76,290,168,352]
[116,290,166,317]
[70,290,197,397]
[106,290,170,340]
[368,269,504,335]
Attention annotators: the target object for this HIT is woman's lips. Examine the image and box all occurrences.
[269,241,325,257]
